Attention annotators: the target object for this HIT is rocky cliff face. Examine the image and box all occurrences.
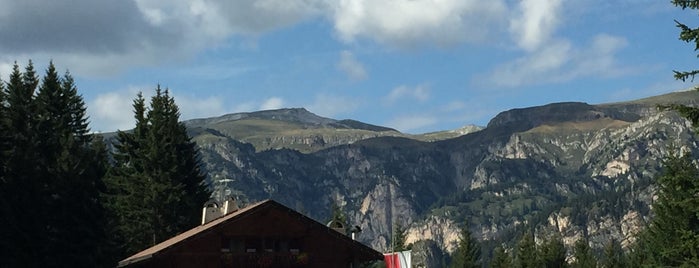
[185,90,699,265]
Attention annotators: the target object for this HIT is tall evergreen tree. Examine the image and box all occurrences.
[633,2,699,267]
[35,62,108,267]
[392,223,410,252]
[515,231,539,268]
[0,66,13,267]
[490,246,512,268]
[104,93,149,257]
[106,87,211,257]
[600,239,626,268]
[449,224,481,268]
[540,234,567,268]
[0,61,41,267]
[639,152,699,266]
[1,61,108,267]
[571,238,596,268]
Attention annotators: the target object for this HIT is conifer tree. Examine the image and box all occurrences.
[35,62,108,267]
[515,231,539,268]
[0,67,13,267]
[449,224,481,268]
[1,61,108,267]
[600,239,626,268]
[490,246,512,268]
[640,152,699,266]
[540,234,567,268]
[392,223,410,252]
[104,93,149,257]
[106,87,211,257]
[571,238,596,268]
[633,2,699,267]
[0,61,41,267]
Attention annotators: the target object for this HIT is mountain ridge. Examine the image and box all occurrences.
[108,89,699,266]
[191,89,699,266]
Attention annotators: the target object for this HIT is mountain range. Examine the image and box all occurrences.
[178,90,699,266]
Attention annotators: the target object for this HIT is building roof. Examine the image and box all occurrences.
[118,199,382,267]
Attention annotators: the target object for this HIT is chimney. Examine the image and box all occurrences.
[326,219,346,235]
[201,200,223,225]
[201,197,240,225]
[222,196,239,215]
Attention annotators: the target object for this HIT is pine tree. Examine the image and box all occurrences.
[0,71,7,172]
[571,238,596,268]
[392,223,410,252]
[104,93,149,257]
[515,231,539,268]
[0,61,41,267]
[106,87,211,257]
[490,246,512,268]
[1,61,108,267]
[671,0,699,84]
[540,234,567,268]
[449,224,481,268]
[640,152,699,266]
[600,239,626,268]
[632,2,699,267]
[0,65,13,267]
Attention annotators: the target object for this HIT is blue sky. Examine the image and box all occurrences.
[1,0,698,134]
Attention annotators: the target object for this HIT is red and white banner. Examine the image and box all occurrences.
[384,250,411,268]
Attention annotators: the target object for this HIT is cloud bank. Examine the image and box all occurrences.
[0,0,514,75]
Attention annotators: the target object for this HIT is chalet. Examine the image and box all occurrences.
[118,199,382,267]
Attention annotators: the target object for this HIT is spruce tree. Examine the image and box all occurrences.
[641,152,699,266]
[38,63,108,267]
[632,2,699,267]
[600,239,626,268]
[449,224,481,268]
[0,66,13,267]
[1,61,108,267]
[540,234,567,268]
[490,246,512,268]
[392,223,410,252]
[515,231,539,268]
[0,61,41,267]
[106,87,211,257]
[105,93,149,256]
[571,238,596,268]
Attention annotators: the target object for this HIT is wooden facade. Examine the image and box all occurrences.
[118,200,382,268]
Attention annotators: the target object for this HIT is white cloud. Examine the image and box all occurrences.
[386,115,437,133]
[306,93,360,117]
[486,39,571,87]
[260,97,285,110]
[330,0,507,47]
[169,93,226,121]
[443,101,466,112]
[485,34,631,87]
[509,0,562,51]
[88,87,230,132]
[384,85,430,104]
[88,87,143,132]
[482,0,638,88]
[0,62,12,81]
[0,0,322,76]
[337,50,367,81]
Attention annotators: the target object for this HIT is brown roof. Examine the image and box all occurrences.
[118,199,382,267]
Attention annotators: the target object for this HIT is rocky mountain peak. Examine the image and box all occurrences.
[188,89,699,266]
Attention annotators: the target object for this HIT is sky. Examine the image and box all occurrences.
[1,0,698,134]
